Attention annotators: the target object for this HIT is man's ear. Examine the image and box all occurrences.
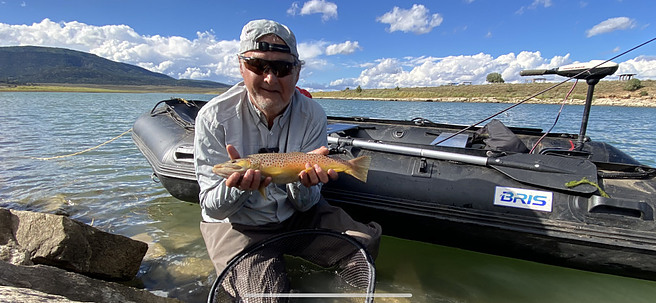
[238,61,246,78]
[293,66,301,85]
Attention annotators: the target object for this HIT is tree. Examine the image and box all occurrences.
[624,78,643,91]
[486,72,504,83]
[355,85,363,93]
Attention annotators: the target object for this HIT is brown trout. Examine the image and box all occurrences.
[212,152,371,196]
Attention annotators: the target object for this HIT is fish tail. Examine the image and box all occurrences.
[346,155,371,182]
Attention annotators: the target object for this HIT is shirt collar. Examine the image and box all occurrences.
[245,95,294,129]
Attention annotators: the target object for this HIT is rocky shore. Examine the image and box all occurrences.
[0,208,182,303]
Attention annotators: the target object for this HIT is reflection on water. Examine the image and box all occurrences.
[2,92,656,302]
[377,237,656,303]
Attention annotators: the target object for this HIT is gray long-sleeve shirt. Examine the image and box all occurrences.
[194,82,328,225]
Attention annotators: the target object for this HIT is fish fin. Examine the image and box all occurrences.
[263,167,288,177]
[258,185,267,197]
[346,155,371,182]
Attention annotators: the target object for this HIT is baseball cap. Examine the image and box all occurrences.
[239,19,299,58]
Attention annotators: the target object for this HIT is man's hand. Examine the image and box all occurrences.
[224,144,272,191]
[299,146,338,187]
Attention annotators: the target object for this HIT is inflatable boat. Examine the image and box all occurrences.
[132,63,656,281]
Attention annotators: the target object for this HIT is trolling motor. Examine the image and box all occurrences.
[520,60,619,150]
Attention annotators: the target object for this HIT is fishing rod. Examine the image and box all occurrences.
[433,36,656,147]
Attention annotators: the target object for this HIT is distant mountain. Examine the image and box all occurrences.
[0,46,230,88]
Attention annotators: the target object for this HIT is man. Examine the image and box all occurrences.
[194,19,381,277]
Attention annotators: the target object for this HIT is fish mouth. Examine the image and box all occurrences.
[212,163,247,178]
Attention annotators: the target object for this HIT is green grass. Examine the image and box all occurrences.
[313,80,656,104]
[3,80,655,106]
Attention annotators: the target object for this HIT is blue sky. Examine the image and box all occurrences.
[1,0,654,91]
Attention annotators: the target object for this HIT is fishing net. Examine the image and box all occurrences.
[208,229,376,303]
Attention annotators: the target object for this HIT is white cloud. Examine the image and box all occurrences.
[325,41,361,56]
[617,56,656,78]
[377,4,443,34]
[327,51,577,90]
[586,17,637,37]
[0,19,242,84]
[324,51,656,91]
[2,18,655,92]
[516,0,552,15]
[298,41,325,59]
[287,2,300,15]
[531,0,552,9]
[288,0,338,21]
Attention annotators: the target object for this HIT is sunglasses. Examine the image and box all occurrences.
[238,55,299,78]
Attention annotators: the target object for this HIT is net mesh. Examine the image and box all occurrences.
[209,229,375,303]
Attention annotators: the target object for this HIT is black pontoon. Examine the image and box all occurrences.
[132,62,656,281]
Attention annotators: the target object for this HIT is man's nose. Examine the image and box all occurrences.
[262,69,278,81]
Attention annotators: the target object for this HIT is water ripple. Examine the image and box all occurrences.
[3,93,656,302]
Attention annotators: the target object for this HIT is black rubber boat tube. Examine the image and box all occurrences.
[328,136,599,194]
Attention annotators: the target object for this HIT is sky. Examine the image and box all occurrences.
[1,0,655,91]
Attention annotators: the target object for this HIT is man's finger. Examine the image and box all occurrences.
[314,164,329,183]
[226,172,242,188]
[308,146,329,155]
[226,144,241,160]
[305,163,319,185]
[240,169,255,190]
[327,169,338,181]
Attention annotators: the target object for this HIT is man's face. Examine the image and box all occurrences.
[240,35,300,120]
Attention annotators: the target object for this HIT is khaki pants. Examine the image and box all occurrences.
[200,199,381,275]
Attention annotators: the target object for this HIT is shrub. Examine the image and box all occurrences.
[624,78,643,91]
[486,72,504,83]
[355,85,363,93]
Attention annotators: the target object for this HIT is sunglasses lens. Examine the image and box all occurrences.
[242,57,295,77]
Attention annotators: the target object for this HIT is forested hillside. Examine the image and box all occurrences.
[0,46,229,88]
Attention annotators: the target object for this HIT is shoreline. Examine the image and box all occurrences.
[0,83,226,95]
[314,96,656,107]
[2,83,655,107]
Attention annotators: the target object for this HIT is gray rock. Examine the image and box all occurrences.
[0,209,32,266]
[0,286,86,303]
[0,261,181,303]
[4,208,147,280]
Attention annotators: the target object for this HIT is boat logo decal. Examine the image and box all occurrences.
[493,186,553,212]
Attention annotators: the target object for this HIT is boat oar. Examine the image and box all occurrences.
[328,136,599,194]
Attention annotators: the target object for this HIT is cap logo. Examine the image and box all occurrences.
[256,42,291,53]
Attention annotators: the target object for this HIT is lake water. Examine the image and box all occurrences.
[2,92,656,302]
